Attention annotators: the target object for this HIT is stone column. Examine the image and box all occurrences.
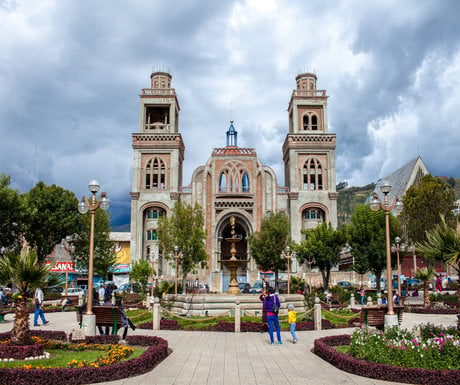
[234,300,241,333]
[314,297,322,330]
[153,297,161,330]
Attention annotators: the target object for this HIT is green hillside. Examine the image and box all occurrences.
[337,183,375,228]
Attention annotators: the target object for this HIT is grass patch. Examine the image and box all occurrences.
[334,345,350,354]
[0,346,145,369]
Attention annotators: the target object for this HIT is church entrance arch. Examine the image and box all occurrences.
[217,214,251,292]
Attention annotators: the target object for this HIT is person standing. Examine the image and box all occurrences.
[360,287,365,306]
[34,287,48,326]
[0,288,4,310]
[436,275,442,292]
[259,282,269,332]
[287,303,297,343]
[98,284,105,304]
[263,287,282,345]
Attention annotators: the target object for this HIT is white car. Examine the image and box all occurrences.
[62,287,85,296]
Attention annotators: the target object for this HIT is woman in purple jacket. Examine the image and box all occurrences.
[263,287,282,345]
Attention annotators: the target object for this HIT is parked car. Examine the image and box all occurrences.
[238,283,251,293]
[249,282,263,294]
[62,287,85,296]
[47,285,64,294]
[336,281,352,288]
[187,284,209,294]
[113,283,141,294]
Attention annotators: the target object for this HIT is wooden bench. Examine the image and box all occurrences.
[123,293,142,307]
[93,306,123,334]
[360,305,404,329]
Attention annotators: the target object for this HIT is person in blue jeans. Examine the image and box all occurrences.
[263,287,282,345]
[34,287,48,326]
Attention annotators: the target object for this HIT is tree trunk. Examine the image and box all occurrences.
[182,272,187,295]
[375,270,382,292]
[423,283,430,308]
[321,269,330,291]
[274,270,279,292]
[11,297,33,346]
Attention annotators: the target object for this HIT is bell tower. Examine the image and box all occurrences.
[130,71,185,263]
[283,72,338,241]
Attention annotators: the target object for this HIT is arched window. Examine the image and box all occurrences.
[303,115,309,130]
[219,172,227,192]
[145,157,166,190]
[302,158,323,190]
[242,172,250,192]
[311,115,318,130]
[302,208,325,224]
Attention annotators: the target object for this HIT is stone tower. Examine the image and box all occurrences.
[283,73,338,241]
[130,72,184,274]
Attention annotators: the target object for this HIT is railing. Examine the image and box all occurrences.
[141,88,176,96]
[292,89,326,97]
[144,123,170,131]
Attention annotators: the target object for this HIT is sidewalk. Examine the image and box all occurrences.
[0,311,457,385]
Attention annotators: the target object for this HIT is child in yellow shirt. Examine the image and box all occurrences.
[287,304,297,343]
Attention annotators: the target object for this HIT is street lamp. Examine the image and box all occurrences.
[170,245,181,295]
[391,237,406,297]
[61,235,75,296]
[305,255,315,292]
[78,180,110,334]
[281,246,296,294]
[369,180,403,326]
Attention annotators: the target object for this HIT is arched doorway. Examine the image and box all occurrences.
[218,215,250,292]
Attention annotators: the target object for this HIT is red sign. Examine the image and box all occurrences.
[46,261,76,272]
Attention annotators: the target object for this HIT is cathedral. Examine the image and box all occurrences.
[129,71,338,292]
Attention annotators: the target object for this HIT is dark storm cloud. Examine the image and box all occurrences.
[1,0,459,226]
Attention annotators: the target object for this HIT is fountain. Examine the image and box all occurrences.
[218,216,248,295]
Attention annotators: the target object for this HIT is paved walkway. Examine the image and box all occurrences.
[0,311,457,385]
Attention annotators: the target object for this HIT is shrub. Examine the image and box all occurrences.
[314,334,460,385]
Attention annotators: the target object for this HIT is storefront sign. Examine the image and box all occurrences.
[46,261,76,272]
[110,264,132,273]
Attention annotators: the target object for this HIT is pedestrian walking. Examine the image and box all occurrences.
[34,287,48,326]
[287,303,297,343]
[116,297,135,340]
[436,275,442,292]
[263,287,282,345]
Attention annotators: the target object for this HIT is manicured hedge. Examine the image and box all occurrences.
[0,334,169,385]
[404,306,457,314]
[313,334,460,385]
[0,344,44,360]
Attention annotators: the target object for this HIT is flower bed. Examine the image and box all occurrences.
[313,334,460,384]
[404,305,457,314]
[0,334,168,385]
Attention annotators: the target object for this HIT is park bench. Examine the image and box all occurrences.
[360,305,404,329]
[123,293,142,308]
[61,295,81,310]
[93,306,123,335]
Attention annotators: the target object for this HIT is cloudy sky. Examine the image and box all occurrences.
[1,0,459,226]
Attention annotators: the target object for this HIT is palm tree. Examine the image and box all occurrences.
[0,248,51,345]
[417,216,460,330]
[415,267,435,308]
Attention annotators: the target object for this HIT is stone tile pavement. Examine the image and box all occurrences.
[0,311,456,385]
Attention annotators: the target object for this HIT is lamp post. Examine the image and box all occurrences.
[305,255,315,292]
[170,245,181,295]
[78,180,110,335]
[281,246,295,294]
[61,235,75,296]
[391,237,406,297]
[369,180,403,327]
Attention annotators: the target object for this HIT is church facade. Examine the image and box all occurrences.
[130,71,338,292]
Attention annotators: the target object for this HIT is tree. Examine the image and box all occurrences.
[295,222,346,291]
[130,260,152,293]
[416,216,460,329]
[0,174,24,252]
[248,212,290,291]
[400,174,456,244]
[0,248,51,345]
[22,181,80,262]
[157,200,208,293]
[72,208,116,278]
[415,266,435,308]
[346,205,401,291]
